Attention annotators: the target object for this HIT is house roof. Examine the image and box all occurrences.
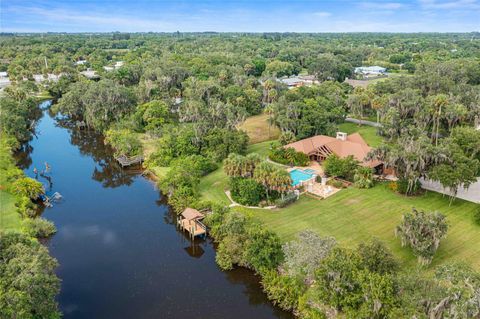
[181,208,204,220]
[284,133,382,168]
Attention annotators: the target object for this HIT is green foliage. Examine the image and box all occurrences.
[229,177,265,206]
[274,192,298,208]
[22,218,57,238]
[429,126,480,199]
[0,232,60,319]
[314,247,399,318]
[104,128,143,157]
[10,177,44,199]
[272,83,347,140]
[269,146,310,166]
[0,97,38,143]
[134,100,173,132]
[357,238,399,275]
[353,166,374,189]
[54,79,136,131]
[223,152,261,178]
[261,269,306,311]
[396,178,422,195]
[323,155,359,180]
[158,155,216,213]
[265,60,296,77]
[396,208,448,265]
[243,224,284,272]
[282,230,336,281]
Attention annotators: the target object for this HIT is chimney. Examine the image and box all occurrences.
[336,132,347,141]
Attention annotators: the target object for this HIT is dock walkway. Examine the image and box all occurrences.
[177,208,208,239]
[115,154,144,167]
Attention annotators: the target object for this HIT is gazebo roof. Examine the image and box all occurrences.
[181,208,204,220]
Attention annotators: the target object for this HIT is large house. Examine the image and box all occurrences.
[354,66,387,77]
[284,132,384,172]
[278,75,319,89]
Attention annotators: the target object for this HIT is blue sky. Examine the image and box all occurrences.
[1,0,479,33]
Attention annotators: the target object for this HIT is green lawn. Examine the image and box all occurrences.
[238,114,281,144]
[0,190,21,232]
[199,140,277,205]
[248,184,480,270]
[338,122,383,147]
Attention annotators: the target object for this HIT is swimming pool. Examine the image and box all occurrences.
[290,169,316,187]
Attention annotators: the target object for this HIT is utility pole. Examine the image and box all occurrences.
[44,57,48,70]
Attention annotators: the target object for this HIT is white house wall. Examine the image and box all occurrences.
[420,178,480,204]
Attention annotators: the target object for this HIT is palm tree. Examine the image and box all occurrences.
[254,161,275,202]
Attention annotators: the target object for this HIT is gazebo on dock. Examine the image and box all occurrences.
[177,208,207,239]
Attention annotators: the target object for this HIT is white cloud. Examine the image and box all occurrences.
[418,0,480,9]
[360,2,404,9]
[313,11,332,17]
[6,5,173,31]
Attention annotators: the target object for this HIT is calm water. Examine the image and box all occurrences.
[19,101,292,319]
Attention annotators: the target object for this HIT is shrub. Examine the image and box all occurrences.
[396,208,448,265]
[354,166,374,189]
[0,232,60,319]
[216,235,248,270]
[473,208,480,226]
[104,128,143,157]
[261,269,306,311]
[314,247,399,318]
[282,230,336,282]
[230,177,265,206]
[396,178,422,195]
[244,225,284,273]
[323,155,359,181]
[269,146,310,166]
[23,217,57,238]
[10,177,44,199]
[16,196,38,218]
[274,192,298,208]
[357,238,399,275]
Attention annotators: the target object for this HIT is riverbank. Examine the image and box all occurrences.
[16,103,292,319]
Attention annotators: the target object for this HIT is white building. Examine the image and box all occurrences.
[103,61,124,72]
[354,66,387,76]
[278,75,319,89]
[80,68,99,79]
[0,72,10,89]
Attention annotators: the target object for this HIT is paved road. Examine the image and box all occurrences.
[345,117,382,128]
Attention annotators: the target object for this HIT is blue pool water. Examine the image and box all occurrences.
[290,169,315,187]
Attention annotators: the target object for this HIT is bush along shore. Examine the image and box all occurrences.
[0,97,61,318]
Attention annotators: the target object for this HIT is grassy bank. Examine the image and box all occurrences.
[248,184,480,270]
[0,137,23,232]
[0,191,21,231]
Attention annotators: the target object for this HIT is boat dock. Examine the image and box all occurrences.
[115,154,144,167]
[177,208,207,239]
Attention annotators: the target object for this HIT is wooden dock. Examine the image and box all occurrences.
[115,154,144,167]
[177,208,207,239]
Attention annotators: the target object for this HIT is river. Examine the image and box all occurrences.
[19,100,292,319]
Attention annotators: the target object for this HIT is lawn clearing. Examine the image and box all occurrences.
[0,190,21,232]
[248,183,480,270]
[238,114,280,144]
[199,140,276,204]
[338,122,383,147]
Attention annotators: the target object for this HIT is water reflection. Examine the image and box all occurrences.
[19,101,293,319]
[56,119,137,188]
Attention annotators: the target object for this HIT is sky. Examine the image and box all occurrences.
[1,0,480,33]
